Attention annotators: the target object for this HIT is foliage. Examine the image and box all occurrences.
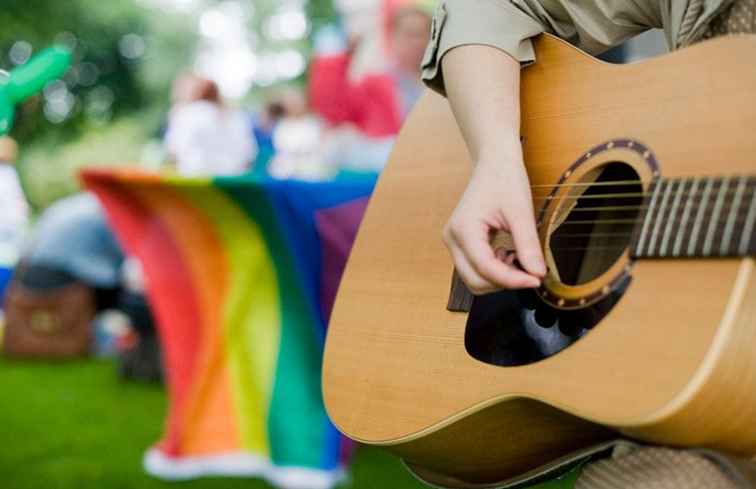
[18,116,156,209]
[1,0,194,209]
[307,0,339,31]
[1,0,198,142]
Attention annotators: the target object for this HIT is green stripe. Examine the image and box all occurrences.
[218,181,328,468]
[176,184,280,457]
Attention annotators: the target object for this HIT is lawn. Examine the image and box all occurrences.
[0,358,426,489]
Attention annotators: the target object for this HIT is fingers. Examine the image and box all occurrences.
[442,157,545,295]
[444,224,541,294]
[446,238,498,295]
[460,226,541,289]
[507,207,546,278]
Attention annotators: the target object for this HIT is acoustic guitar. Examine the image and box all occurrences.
[323,34,756,488]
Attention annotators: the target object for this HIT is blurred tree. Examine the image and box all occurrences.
[0,0,196,208]
[0,0,196,145]
[307,0,338,33]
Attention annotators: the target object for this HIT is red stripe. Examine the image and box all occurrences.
[83,173,202,456]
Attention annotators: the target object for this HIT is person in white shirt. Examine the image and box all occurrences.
[164,74,256,177]
[0,137,29,272]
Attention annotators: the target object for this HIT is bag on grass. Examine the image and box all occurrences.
[3,277,94,359]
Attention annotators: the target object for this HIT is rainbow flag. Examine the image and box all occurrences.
[81,169,375,489]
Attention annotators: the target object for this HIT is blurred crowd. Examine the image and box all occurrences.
[0,1,434,377]
[163,2,432,181]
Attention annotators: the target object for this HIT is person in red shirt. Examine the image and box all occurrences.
[309,5,432,138]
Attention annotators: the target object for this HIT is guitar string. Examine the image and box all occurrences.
[531,188,755,201]
[531,180,756,209]
[526,186,754,220]
[543,245,753,252]
[526,178,754,190]
[542,220,754,252]
[533,222,754,251]
[529,207,754,226]
[508,212,754,251]
[543,215,753,227]
[497,178,754,250]
[528,208,751,223]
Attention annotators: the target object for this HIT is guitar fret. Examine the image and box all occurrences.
[687,178,714,256]
[721,176,747,256]
[659,180,683,256]
[739,188,756,255]
[635,181,662,256]
[703,177,729,257]
[673,178,698,257]
[647,180,673,256]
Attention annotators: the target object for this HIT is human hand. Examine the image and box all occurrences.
[443,152,546,294]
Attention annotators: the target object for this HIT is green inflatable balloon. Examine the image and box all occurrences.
[0,45,72,135]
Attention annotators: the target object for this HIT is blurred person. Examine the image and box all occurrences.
[309,4,433,138]
[0,137,29,301]
[165,73,256,177]
[250,98,287,178]
[9,193,160,380]
[268,89,334,181]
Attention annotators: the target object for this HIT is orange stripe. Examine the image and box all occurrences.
[128,182,240,455]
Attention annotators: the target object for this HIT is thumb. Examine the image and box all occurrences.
[508,211,546,278]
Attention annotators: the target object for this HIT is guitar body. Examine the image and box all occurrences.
[323,34,756,488]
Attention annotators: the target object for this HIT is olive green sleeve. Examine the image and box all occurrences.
[420,0,684,96]
[421,0,545,96]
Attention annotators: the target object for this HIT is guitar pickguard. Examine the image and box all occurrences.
[464,277,629,367]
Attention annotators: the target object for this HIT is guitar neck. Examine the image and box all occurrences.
[630,176,756,258]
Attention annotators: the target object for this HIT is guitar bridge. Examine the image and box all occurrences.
[447,270,474,312]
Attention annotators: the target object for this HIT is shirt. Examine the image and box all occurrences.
[0,163,29,267]
[23,193,124,288]
[165,101,256,177]
[421,0,735,95]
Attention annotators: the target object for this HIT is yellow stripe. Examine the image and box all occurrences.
[177,184,280,456]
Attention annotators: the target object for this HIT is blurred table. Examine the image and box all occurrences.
[81,169,375,489]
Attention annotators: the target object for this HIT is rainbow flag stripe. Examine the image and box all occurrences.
[81,169,375,488]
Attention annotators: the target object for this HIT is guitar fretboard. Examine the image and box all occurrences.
[630,176,756,258]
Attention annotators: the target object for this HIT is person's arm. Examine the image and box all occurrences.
[441,45,544,292]
[309,53,358,126]
[422,0,662,293]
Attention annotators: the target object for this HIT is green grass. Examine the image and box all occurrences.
[0,358,426,489]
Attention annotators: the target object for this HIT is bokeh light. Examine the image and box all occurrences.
[54,31,78,51]
[119,33,147,60]
[43,90,76,124]
[137,0,200,13]
[194,1,260,99]
[9,41,33,65]
[265,9,309,41]
[77,62,100,87]
[275,49,306,79]
[85,85,115,124]
[199,10,228,39]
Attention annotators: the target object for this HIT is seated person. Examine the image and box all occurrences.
[423,0,756,487]
[13,193,159,380]
[0,137,28,300]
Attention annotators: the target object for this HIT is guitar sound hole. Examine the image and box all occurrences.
[549,162,642,285]
[464,279,629,367]
[464,162,639,367]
